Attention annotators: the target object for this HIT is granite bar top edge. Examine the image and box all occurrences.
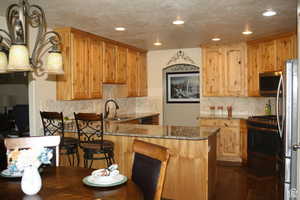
[103,127,219,141]
[199,114,249,120]
[106,113,160,122]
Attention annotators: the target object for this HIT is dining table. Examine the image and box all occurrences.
[0,166,144,200]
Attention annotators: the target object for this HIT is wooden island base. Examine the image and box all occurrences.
[62,133,217,200]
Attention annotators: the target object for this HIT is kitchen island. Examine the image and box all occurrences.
[64,122,219,200]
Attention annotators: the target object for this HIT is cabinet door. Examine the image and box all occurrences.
[89,38,103,98]
[247,44,261,97]
[116,46,127,84]
[137,52,148,97]
[261,41,276,72]
[56,31,72,100]
[103,42,117,83]
[218,127,241,162]
[127,49,139,97]
[202,48,224,96]
[71,32,90,99]
[224,45,246,96]
[276,35,297,71]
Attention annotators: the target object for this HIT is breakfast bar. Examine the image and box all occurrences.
[64,123,219,200]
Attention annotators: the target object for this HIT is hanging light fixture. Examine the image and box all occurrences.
[0,0,64,75]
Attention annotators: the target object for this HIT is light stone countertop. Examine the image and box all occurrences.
[103,123,219,140]
[198,114,249,120]
[105,112,160,122]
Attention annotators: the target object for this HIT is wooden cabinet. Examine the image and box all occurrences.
[137,52,148,97]
[202,47,224,96]
[276,35,297,70]
[199,118,245,162]
[202,43,247,97]
[56,27,147,100]
[224,44,247,96]
[103,43,127,84]
[116,46,127,84]
[56,28,103,100]
[247,32,297,96]
[247,44,261,97]
[89,37,103,99]
[127,49,139,97]
[103,42,117,84]
[126,50,147,97]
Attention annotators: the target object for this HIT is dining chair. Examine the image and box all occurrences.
[74,112,115,168]
[131,139,170,200]
[40,111,80,166]
[4,136,61,166]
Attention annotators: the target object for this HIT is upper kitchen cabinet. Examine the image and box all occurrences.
[202,43,247,97]
[247,43,261,97]
[56,27,147,100]
[247,32,297,96]
[56,28,103,100]
[127,49,139,97]
[126,50,148,97]
[103,42,117,84]
[224,43,247,96]
[202,46,224,96]
[103,43,127,84]
[137,52,148,97]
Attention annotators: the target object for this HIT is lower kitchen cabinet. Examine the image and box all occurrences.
[200,118,246,163]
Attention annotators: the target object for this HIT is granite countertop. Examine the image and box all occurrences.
[64,122,219,141]
[105,113,159,122]
[103,123,219,140]
[198,114,249,120]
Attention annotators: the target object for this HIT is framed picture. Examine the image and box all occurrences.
[166,72,200,103]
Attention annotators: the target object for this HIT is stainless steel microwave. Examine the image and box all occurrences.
[259,71,282,96]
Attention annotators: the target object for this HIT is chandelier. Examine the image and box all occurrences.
[0,0,63,75]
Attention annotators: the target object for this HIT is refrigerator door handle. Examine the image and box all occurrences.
[276,75,283,138]
[292,144,300,151]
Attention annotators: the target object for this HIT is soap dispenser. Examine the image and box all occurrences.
[265,99,272,115]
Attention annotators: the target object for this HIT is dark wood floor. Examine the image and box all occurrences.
[215,164,283,200]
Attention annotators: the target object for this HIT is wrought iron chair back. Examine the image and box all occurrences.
[40,111,79,166]
[73,113,104,147]
[40,112,64,139]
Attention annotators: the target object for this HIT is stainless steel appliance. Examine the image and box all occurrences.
[259,71,282,96]
[278,60,298,200]
[248,60,299,199]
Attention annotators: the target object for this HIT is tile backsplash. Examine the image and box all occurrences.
[42,84,275,121]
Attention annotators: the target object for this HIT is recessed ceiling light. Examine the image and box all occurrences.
[212,38,221,41]
[242,30,253,35]
[153,41,162,46]
[262,9,277,17]
[173,19,185,25]
[115,27,126,31]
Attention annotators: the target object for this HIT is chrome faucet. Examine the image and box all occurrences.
[104,99,119,119]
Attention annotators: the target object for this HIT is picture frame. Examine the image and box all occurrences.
[166,71,200,103]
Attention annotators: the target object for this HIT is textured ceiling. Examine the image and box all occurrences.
[0,0,297,50]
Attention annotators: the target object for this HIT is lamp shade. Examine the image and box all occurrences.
[7,44,31,71]
[0,51,8,73]
[46,52,64,74]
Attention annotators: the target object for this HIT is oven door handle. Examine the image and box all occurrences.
[276,75,283,138]
[247,125,279,133]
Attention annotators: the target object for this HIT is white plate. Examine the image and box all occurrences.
[82,174,127,187]
[0,168,43,178]
[0,169,23,178]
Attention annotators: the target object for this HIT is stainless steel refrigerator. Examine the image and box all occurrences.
[277,59,299,200]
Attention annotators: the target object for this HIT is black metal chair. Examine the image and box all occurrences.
[74,112,115,168]
[40,111,79,166]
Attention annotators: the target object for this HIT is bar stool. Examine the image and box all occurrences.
[74,112,115,168]
[40,111,80,166]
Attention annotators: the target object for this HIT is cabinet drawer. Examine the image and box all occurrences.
[200,119,240,127]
